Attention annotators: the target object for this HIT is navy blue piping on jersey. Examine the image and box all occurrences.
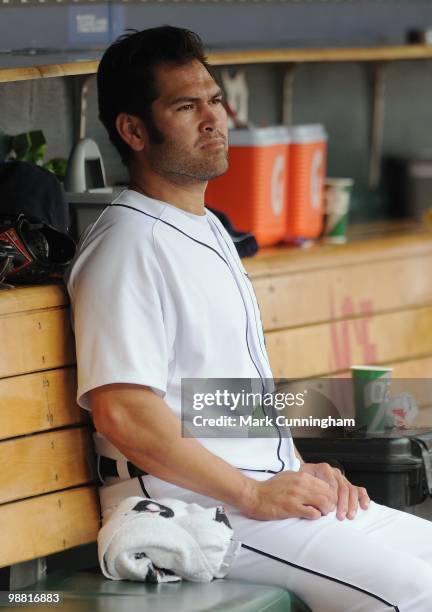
[112,203,230,269]
[112,201,284,472]
[241,544,401,612]
[96,455,105,486]
[238,468,278,474]
[209,217,268,361]
[208,216,285,472]
[209,217,286,470]
[137,475,151,498]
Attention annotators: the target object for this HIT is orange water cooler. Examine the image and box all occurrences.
[285,124,327,241]
[205,127,289,247]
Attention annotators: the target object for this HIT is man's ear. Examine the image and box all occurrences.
[115,113,148,152]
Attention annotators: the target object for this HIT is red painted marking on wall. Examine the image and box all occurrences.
[329,293,377,370]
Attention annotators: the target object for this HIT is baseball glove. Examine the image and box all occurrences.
[0,213,76,286]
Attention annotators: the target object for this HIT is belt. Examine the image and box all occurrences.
[98,455,148,480]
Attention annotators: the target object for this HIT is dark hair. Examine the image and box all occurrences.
[97,26,211,166]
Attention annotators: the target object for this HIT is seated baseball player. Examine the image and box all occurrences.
[66,26,432,612]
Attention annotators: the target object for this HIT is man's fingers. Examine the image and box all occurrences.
[347,483,359,519]
[357,486,370,510]
[300,471,337,507]
[338,481,370,519]
[294,466,370,520]
[300,505,322,520]
[336,478,349,520]
[314,463,339,490]
[309,493,336,516]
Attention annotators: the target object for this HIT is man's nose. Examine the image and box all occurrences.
[199,104,221,132]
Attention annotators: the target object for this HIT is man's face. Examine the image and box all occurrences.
[144,60,228,184]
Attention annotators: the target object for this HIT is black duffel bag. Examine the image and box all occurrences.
[0,161,76,286]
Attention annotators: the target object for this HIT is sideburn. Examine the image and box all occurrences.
[144,110,165,145]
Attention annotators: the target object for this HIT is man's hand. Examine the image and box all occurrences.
[91,387,369,524]
[299,463,370,520]
[241,469,338,521]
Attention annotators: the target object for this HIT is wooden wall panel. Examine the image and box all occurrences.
[0,487,100,568]
[254,255,432,331]
[328,357,432,405]
[0,285,68,317]
[319,356,432,381]
[267,306,432,378]
[0,428,96,505]
[245,232,432,279]
[390,356,432,378]
[275,357,432,432]
[415,407,432,428]
[0,308,75,378]
[0,368,84,440]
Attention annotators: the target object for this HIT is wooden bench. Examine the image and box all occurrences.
[0,285,308,610]
[0,285,100,592]
[1,224,431,608]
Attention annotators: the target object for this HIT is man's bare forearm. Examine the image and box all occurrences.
[90,384,256,512]
[90,384,342,521]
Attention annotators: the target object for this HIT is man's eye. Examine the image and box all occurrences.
[177,104,193,111]
[212,98,223,105]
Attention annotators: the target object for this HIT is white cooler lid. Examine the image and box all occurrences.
[289,124,327,143]
[228,126,291,146]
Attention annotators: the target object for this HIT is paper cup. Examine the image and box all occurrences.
[351,365,393,433]
[323,178,353,244]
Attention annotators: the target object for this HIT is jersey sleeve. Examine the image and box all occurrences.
[67,222,170,410]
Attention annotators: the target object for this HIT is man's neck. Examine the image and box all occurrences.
[129,170,207,216]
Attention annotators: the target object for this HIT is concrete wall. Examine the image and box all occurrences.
[1,2,432,221]
[2,1,432,51]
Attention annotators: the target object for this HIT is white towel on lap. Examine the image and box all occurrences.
[98,497,241,583]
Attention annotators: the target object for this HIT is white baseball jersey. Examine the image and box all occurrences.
[67,191,432,612]
[67,189,299,478]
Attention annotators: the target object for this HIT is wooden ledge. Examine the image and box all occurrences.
[0,60,99,84]
[0,284,69,317]
[0,225,430,299]
[209,44,432,65]
[244,223,432,278]
[2,44,432,84]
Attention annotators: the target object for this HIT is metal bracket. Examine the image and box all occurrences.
[281,62,297,125]
[368,61,387,190]
[9,558,46,590]
[414,437,432,496]
[67,74,95,143]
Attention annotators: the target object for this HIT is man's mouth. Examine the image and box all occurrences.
[199,138,226,149]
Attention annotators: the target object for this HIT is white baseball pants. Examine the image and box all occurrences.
[100,471,432,612]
